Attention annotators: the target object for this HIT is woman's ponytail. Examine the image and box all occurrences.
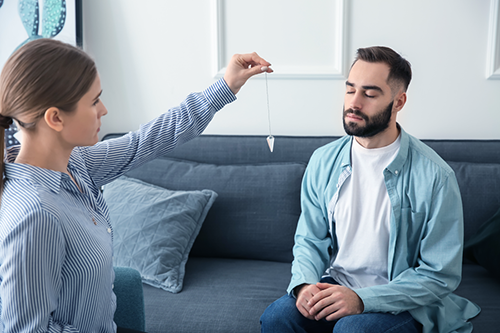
[0,115,13,204]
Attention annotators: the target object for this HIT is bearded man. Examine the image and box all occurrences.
[260,46,480,333]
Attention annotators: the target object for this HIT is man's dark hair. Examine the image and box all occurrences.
[353,46,412,92]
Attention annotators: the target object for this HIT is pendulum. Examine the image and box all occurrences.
[267,134,275,153]
[262,66,274,152]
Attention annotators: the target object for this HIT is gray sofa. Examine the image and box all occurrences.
[103,134,500,333]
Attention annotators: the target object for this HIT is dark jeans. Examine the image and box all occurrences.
[260,278,422,333]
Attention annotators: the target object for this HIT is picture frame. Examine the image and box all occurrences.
[0,0,82,147]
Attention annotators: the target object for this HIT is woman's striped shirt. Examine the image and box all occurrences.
[0,79,235,332]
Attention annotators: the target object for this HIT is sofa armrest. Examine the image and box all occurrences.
[113,267,146,331]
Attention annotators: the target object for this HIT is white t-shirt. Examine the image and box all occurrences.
[329,135,401,289]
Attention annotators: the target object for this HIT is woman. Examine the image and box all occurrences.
[0,38,271,332]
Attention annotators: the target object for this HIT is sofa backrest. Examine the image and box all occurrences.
[423,140,500,242]
[103,134,500,263]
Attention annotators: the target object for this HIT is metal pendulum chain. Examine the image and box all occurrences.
[263,68,274,152]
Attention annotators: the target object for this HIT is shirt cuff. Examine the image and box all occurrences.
[203,78,237,112]
[353,287,379,313]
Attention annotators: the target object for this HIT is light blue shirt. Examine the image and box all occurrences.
[288,128,481,333]
[0,79,235,333]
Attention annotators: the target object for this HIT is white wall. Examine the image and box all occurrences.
[83,0,500,140]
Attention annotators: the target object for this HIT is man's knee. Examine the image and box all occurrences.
[333,312,421,333]
[260,294,300,331]
[334,315,369,333]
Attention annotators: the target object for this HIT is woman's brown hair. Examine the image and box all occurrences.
[0,38,97,200]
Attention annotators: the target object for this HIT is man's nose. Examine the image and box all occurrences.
[348,92,363,111]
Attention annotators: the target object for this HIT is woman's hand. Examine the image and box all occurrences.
[224,52,273,94]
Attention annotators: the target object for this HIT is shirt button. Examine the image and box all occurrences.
[112,284,114,289]
[395,170,399,175]
[107,228,112,233]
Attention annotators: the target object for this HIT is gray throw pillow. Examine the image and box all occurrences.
[464,206,500,280]
[103,176,217,293]
[447,161,500,242]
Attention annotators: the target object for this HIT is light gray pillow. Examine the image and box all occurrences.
[103,176,217,293]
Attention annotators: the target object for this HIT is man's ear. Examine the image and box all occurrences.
[44,107,64,132]
[393,91,407,112]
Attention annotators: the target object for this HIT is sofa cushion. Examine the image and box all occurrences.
[103,176,217,293]
[464,207,500,280]
[447,162,500,242]
[142,257,291,333]
[123,158,306,263]
[455,263,500,332]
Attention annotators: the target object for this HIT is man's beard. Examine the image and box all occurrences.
[342,101,393,138]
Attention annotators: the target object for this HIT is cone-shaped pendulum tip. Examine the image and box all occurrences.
[267,135,275,152]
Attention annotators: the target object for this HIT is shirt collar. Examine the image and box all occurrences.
[4,145,63,194]
[340,123,409,175]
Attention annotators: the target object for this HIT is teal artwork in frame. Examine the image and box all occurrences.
[18,0,66,41]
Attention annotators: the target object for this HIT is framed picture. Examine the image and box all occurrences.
[0,0,82,147]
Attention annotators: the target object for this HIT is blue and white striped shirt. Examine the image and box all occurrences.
[0,79,235,333]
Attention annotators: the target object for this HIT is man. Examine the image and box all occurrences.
[260,46,480,333]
